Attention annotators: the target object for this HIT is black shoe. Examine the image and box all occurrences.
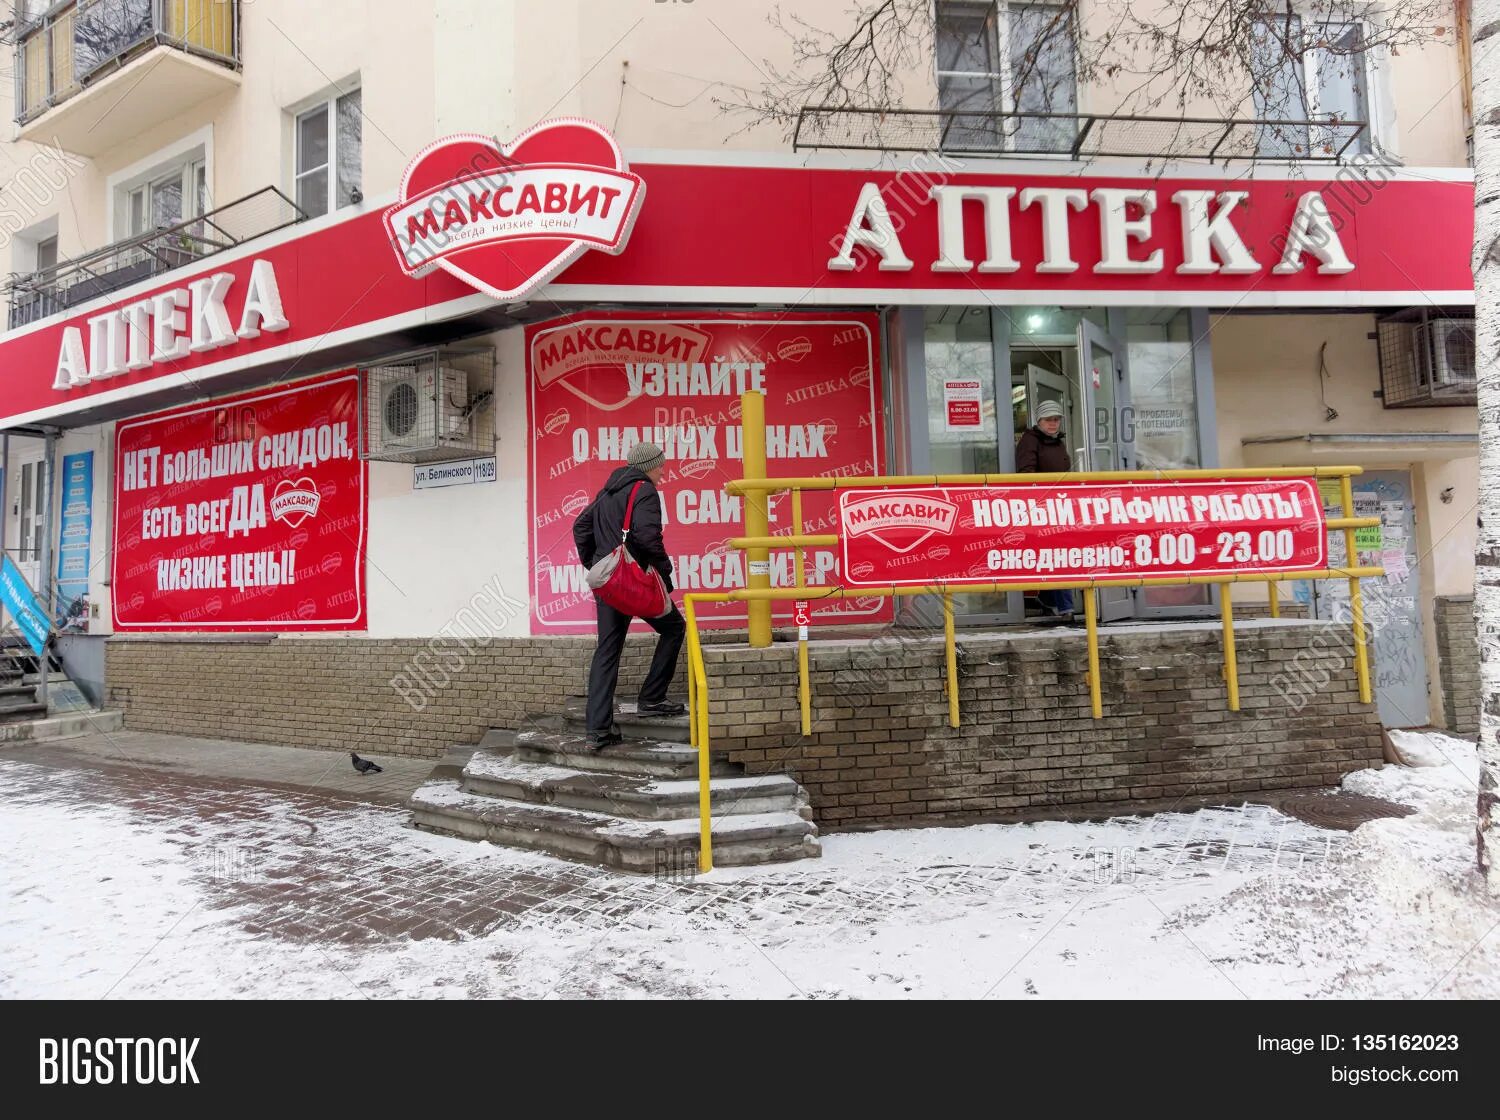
[637,699,686,717]
[585,729,623,751]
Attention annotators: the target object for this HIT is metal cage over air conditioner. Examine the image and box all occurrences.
[1376,309,1476,408]
[357,345,496,463]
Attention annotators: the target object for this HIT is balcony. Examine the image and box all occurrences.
[3,187,303,331]
[793,107,1368,163]
[14,0,240,157]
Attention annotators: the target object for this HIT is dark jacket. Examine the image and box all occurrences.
[1015,426,1071,474]
[573,466,673,592]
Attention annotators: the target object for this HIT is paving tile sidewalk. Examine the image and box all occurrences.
[0,728,439,806]
[8,724,1493,997]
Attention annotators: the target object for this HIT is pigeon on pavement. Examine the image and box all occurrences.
[350,752,384,775]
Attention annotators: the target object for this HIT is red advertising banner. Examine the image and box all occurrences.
[112,372,368,631]
[528,311,887,631]
[839,479,1326,586]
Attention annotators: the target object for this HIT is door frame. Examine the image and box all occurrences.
[897,306,1024,626]
[7,445,46,591]
[1078,317,1135,621]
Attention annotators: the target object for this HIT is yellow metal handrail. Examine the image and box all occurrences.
[683,392,1382,872]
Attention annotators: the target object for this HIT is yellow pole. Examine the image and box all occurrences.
[1340,474,1373,705]
[684,597,713,873]
[741,390,772,648]
[943,591,959,728]
[792,488,811,736]
[1220,589,1240,712]
[1083,589,1102,718]
[1267,582,1280,619]
[687,643,696,749]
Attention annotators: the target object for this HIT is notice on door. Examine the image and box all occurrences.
[942,378,983,431]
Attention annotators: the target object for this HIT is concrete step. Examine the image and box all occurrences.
[503,727,742,780]
[461,749,807,820]
[0,701,47,724]
[0,708,123,743]
[560,695,691,743]
[409,778,820,871]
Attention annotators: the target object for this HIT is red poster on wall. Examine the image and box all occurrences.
[839,480,1326,586]
[528,311,887,632]
[112,372,368,631]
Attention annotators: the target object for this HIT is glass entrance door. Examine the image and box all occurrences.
[1077,319,1134,621]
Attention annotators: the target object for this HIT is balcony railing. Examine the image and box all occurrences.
[4,187,304,331]
[793,106,1369,163]
[15,0,239,125]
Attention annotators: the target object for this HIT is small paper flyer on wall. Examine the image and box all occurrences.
[942,378,983,431]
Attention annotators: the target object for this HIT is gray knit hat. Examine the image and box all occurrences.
[1034,400,1064,421]
[627,441,666,472]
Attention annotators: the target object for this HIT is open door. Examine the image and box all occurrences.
[1023,364,1074,441]
[1078,320,1134,622]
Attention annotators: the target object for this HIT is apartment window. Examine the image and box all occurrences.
[35,236,58,274]
[1250,12,1373,157]
[935,1,1077,153]
[122,158,207,238]
[295,88,362,219]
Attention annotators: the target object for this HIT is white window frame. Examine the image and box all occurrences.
[106,126,214,243]
[1250,6,1391,159]
[934,1,1079,152]
[293,85,361,219]
[123,159,207,238]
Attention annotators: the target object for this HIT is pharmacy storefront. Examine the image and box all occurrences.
[0,120,1477,756]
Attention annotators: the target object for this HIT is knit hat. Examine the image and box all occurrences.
[1034,400,1064,421]
[627,441,666,473]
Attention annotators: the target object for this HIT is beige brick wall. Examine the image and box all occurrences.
[1434,596,1478,734]
[106,620,1383,830]
[105,635,689,757]
[701,620,1383,828]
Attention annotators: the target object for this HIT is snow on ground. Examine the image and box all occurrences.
[1,733,1496,999]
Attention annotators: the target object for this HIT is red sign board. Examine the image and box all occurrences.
[528,311,887,631]
[386,119,644,302]
[839,480,1326,586]
[0,152,1472,431]
[112,372,368,631]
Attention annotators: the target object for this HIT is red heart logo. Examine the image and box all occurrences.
[271,477,321,528]
[386,118,645,302]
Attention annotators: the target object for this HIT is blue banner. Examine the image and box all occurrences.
[1,554,49,656]
[55,451,93,632]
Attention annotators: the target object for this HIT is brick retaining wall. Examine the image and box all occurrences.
[106,635,688,757]
[701,618,1383,828]
[106,618,1383,829]
[1434,595,1478,734]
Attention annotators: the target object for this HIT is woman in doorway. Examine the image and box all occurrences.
[1015,400,1074,619]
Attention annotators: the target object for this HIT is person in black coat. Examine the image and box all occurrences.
[1016,400,1075,618]
[572,441,686,748]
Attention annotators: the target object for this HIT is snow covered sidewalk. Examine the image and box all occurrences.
[0,730,1495,999]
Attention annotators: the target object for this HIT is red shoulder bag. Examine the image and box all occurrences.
[583,482,672,618]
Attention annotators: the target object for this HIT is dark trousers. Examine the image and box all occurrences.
[585,599,685,733]
[1041,589,1074,614]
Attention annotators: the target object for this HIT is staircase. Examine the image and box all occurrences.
[0,642,45,724]
[409,698,822,872]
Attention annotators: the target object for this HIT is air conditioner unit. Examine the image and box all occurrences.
[378,365,470,451]
[1414,318,1475,394]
